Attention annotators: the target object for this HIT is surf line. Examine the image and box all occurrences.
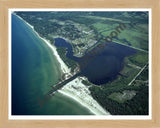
[79,23,127,70]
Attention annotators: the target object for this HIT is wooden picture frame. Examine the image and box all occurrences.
[0,0,160,128]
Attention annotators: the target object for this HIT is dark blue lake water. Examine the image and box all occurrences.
[54,38,137,85]
[12,14,92,115]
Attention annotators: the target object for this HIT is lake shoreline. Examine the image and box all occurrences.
[14,13,110,115]
[14,13,70,74]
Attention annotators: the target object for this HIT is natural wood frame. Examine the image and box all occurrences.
[0,0,160,128]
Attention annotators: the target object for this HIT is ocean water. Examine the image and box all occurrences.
[11,14,92,115]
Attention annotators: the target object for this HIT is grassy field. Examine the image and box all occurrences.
[108,90,136,103]
[80,15,130,23]
[92,22,118,32]
[75,13,149,115]
[100,23,148,51]
[125,51,148,67]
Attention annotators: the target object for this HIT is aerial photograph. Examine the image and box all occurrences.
[11,10,149,116]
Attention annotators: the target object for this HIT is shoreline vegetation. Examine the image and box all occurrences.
[13,11,149,115]
[14,13,110,115]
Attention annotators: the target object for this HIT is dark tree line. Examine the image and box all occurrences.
[89,84,148,115]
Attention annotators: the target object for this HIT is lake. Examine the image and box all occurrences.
[12,14,92,115]
[54,38,137,85]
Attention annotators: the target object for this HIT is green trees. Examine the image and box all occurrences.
[56,47,78,72]
[89,85,148,115]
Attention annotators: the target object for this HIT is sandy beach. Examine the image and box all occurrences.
[37,37,71,74]
[15,14,70,74]
[58,77,110,115]
[15,13,110,115]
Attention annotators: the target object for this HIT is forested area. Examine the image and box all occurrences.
[15,12,85,41]
[56,47,78,72]
[89,84,148,115]
[15,11,149,115]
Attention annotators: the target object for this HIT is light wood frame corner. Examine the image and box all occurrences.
[0,0,160,128]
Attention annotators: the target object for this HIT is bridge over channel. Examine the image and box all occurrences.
[47,73,80,96]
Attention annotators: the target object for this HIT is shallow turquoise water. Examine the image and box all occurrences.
[11,14,92,115]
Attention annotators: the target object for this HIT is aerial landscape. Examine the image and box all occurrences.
[11,10,149,116]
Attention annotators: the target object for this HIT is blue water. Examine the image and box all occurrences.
[54,38,137,85]
[12,14,92,115]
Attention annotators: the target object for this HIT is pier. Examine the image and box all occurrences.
[48,73,80,95]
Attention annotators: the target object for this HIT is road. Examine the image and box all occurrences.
[128,63,148,86]
[113,40,148,53]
